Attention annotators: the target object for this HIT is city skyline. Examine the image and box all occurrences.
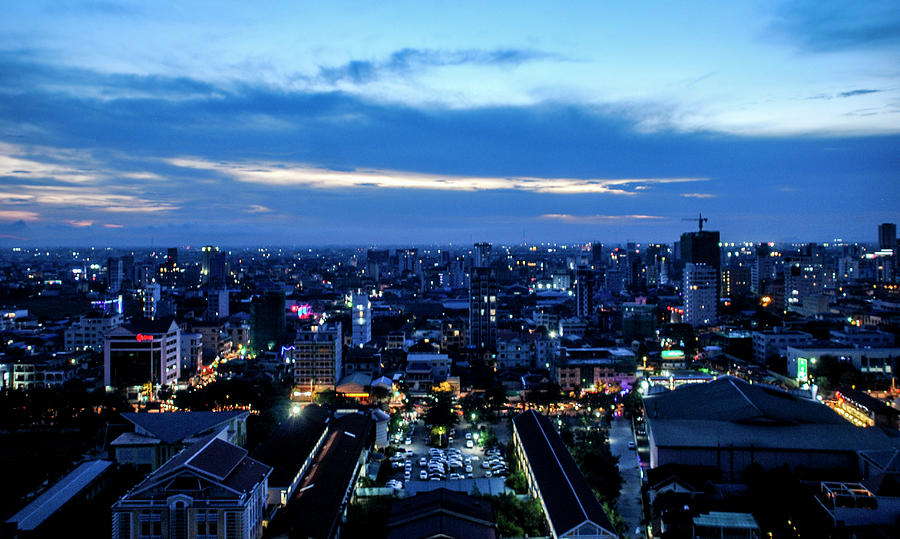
[1,1,899,245]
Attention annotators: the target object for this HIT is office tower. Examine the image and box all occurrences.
[622,301,658,339]
[206,288,229,321]
[397,248,418,274]
[574,266,595,318]
[250,288,286,353]
[104,318,181,398]
[751,243,773,295]
[785,258,824,310]
[468,266,497,351]
[351,290,372,347]
[289,322,343,392]
[878,223,896,251]
[208,252,227,287]
[166,247,178,265]
[473,242,492,268]
[141,283,161,320]
[107,257,124,292]
[680,230,721,270]
[200,245,219,282]
[683,263,717,327]
[591,242,603,269]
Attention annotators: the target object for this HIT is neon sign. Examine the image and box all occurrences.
[297,304,311,319]
[136,333,154,342]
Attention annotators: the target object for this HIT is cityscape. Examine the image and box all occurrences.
[2,2,900,539]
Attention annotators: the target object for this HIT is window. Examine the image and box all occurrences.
[138,511,162,539]
[196,510,218,538]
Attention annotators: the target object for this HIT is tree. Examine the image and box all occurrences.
[424,389,458,429]
[484,384,508,414]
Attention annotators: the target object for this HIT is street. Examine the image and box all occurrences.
[609,416,645,539]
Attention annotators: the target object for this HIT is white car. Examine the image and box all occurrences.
[419,457,427,466]
[419,470,428,480]
[465,465,473,473]
[405,438,412,445]
[465,432,472,440]
[466,440,474,448]
[485,471,493,478]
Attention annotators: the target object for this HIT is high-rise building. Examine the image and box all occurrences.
[473,242,492,268]
[250,288,286,353]
[140,283,161,320]
[680,230,721,270]
[205,288,229,321]
[351,290,372,347]
[107,257,124,292]
[104,318,181,400]
[574,266,595,318]
[200,245,218,281]
[878,223,896,251]
[468,266,497,351]
[289,322,343,392]
[683,263,717,327]
[591,242,604,269]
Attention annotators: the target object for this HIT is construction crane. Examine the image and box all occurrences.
[683,213,708,232]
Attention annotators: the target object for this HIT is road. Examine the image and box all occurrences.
[609,416,645,539]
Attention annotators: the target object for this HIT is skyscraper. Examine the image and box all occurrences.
[878,223,896,251]
[200,245,218,281]
[683,263,717,327]
[468,266,497,351]
[680,230,721,270]
[473,242,492,268]
[574,266,595,318]
[351,290,372,347]
[250,288,286,353]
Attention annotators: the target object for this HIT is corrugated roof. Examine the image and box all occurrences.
[7,460,112,531]
[513,410,615,537]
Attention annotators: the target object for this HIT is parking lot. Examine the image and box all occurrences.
[386,420,510,488]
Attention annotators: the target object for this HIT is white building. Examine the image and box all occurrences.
[752,329,814,364]
[351,291,372,347]
[104,318,181,401]
[140,283,161,320]
[683,263,717,327]
[64,311,123,352]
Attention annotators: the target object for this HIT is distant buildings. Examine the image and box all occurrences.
[64,310,123,352]
[574,266,595,318]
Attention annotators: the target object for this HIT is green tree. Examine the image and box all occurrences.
[424,389,459,429]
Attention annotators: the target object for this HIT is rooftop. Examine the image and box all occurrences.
[513,410,615,537]
[121,410,248,444]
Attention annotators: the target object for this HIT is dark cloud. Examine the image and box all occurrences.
[318,47,562,84]
[769,0,900,52]
[0,53,898,245]
[838,88,882,98]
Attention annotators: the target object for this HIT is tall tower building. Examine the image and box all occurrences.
[200,245,219,283]
[591,242,604,269]
[574,266,595,318]
[878,223,897,251]
[473,242,492,269]
[468,266,497,351]
[250,288,286,353]
[683,263,717,327]
[289,322,343,392]
[351,290,372,347]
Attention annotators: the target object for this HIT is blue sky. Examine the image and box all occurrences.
[0,0,898,246]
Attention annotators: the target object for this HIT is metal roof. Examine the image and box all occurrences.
[7,460,112,531]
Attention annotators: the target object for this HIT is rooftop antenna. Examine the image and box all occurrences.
[682,212,708,232]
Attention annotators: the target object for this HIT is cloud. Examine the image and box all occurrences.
[0,210,40,222]
[66,220,93,227]
[167,157,705,194]
[839,89,883,98]
[681,193,717,199]
[246,204,274,213]
[539,214,665,224]
[103,223,124,228]
[769,1,900,52]
[318,47,562,84]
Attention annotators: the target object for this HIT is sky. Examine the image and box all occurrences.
[0,1,898,246]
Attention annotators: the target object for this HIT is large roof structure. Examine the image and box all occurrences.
[125,435,270,500]
[251,404,330,488]
[387,488,496,539]
[513,410,616,538]
[120,410,248,444]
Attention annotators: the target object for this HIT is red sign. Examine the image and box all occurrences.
[135,333,154,342]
